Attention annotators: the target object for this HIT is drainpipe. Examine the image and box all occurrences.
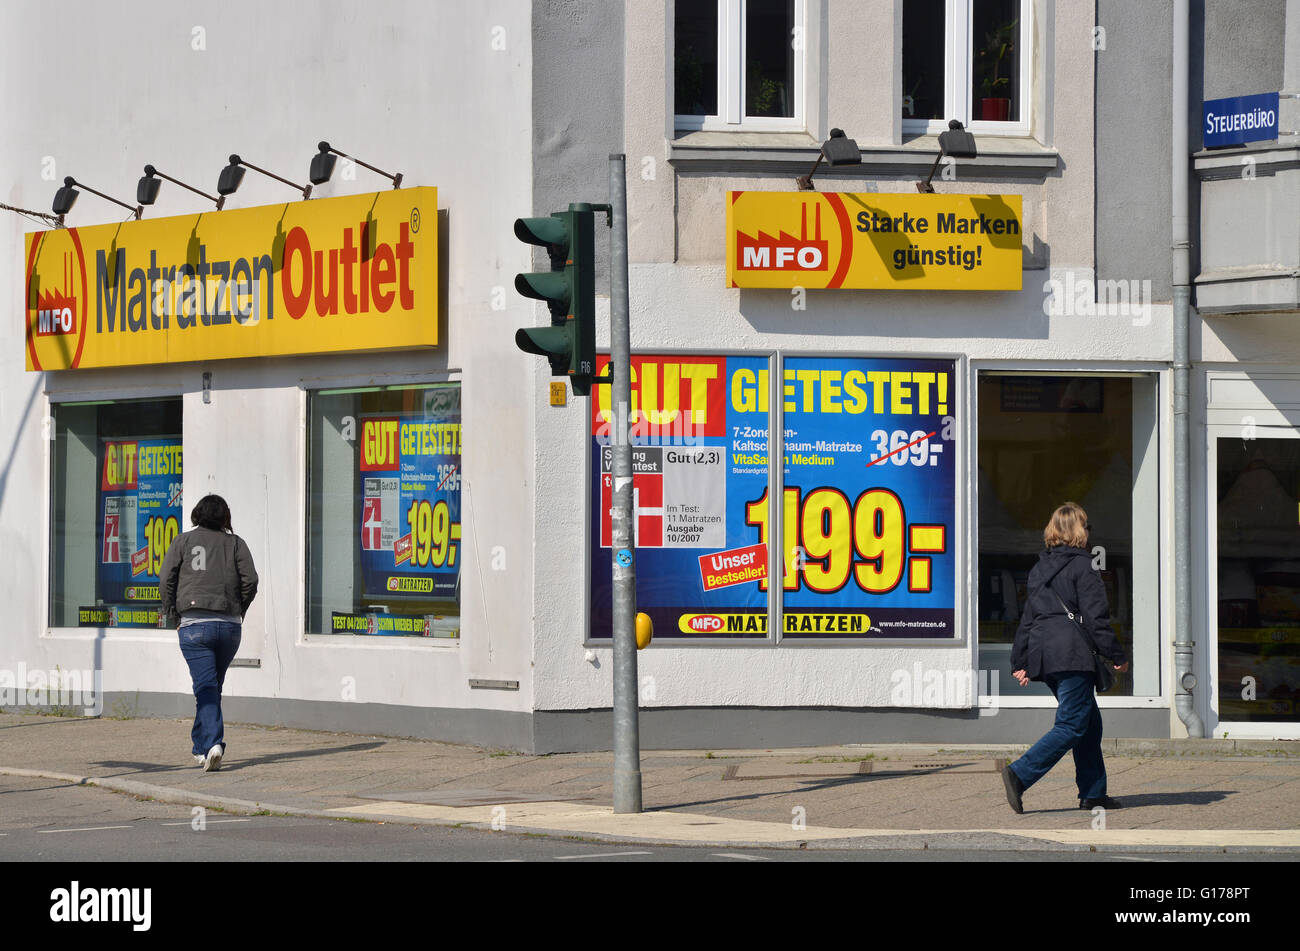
[1172,0,1204,737]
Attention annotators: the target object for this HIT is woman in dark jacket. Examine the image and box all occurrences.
[1001,502,1129,813]
[160,495,258,773]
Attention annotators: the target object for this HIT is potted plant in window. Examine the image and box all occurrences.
[976,18,1018,122]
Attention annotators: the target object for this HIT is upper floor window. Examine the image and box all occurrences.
[675,0,804,132]
[903,0,1031,135]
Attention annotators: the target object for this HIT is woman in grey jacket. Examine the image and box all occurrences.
[160,495,258,772]
[1001,502,1128,814]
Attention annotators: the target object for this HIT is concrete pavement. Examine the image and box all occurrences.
[2,711,1298,852]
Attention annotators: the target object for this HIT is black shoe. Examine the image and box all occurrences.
[1001,765,1024,814]
[1080,796,1122,810]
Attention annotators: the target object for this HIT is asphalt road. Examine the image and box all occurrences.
[2,777,1294,863]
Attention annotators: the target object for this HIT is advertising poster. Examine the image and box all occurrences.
[589,354,771,639]
[357,388,461,610]
[589,354,958,642]
[90,436,183,627]
[782,357,956,638]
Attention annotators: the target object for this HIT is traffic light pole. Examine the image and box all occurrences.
[608,154,642,814]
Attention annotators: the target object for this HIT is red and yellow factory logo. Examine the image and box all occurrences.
[25,228,90,371]
[726,190,1023,291]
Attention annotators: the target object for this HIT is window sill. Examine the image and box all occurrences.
[669,131,1060,182]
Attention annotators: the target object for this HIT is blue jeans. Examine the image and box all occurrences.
[1008,671,1107,801]
[178,621,241,756]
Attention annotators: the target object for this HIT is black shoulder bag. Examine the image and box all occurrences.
[1047,578,1116,693]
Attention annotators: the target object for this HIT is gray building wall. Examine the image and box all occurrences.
[1202,0,1286,103]
[530,0,625,283]
[1096,0,1175,300]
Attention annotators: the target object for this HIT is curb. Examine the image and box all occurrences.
[5,766,1297,854]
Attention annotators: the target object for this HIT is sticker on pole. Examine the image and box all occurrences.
[699,543,767,592]
[615,549,633,567]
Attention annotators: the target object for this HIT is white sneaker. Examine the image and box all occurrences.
[194,754,206,766]
[202,744,224,772]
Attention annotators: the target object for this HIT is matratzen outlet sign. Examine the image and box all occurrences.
[25,187,437,370]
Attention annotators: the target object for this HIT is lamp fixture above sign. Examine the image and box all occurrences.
[309,141,403,189]
[52,176,142,221]
[138,165,225,210]
[218,154,312,200]
[917,120,978,193]
[796,128,862,190]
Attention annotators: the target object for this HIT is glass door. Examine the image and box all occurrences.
[1214,432,1300,732]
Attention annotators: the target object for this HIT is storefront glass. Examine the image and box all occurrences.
[50,397,183,628]
[307,383,461,638]
[1216,435,1300,722]
[977,374,1160,697]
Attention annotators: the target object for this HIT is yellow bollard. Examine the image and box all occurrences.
[635,612,653,650]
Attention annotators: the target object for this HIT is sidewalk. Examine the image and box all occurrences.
[3,712,1299,852]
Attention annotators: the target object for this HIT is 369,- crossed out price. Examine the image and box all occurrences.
[745,487,946,594]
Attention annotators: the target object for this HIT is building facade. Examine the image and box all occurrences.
[2,1,1297,751]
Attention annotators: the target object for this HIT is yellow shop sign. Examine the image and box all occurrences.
[24,187,437,370]
[726,190,1022,291]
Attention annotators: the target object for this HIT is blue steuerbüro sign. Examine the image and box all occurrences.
[1203,92,1279,147]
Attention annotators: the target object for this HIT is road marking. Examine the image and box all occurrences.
[713,852,771,861]
[1109,855,1167,862]
[38,825,132,834]
[159,818,253,826]
[556,851,654,860]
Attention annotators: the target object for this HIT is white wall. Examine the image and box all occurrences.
[0,1,539,716]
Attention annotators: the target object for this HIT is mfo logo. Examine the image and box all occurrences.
[26,231,89,370]
[679,613,725,633]
[736,202,829,272]
[34,253,78,335]
[37,303,76,336]
[35,253,79,335]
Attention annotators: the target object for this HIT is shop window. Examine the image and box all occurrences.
[903,0,1030,132]
[976,374,1160,698]
[307,383,461,638]
[675,0,803,131]
[50,398,183,629]
[587,354,957,643]
[1216,436,1300,723]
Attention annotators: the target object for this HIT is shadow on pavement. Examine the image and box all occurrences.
[90,741,388,777]
[0,716,100,730]
[651,765,975,811]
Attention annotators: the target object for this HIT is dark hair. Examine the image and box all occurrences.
[191,494,233,532]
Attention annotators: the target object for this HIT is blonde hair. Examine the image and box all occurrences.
[1044,502,1089,548]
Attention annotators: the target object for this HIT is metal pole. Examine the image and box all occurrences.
[608,154,643,812]
[1171,0,1203,737]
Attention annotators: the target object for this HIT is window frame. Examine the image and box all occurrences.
[903,0,1033,138]
[971,365,1168,709]
[674,0,806,133]
[303,379,463,642]
[46,393,185,633]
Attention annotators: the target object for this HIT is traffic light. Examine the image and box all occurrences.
[514,203,596,396]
